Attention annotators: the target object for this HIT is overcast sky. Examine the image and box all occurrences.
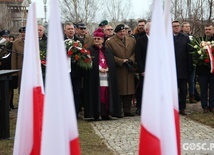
[36,0,151,21]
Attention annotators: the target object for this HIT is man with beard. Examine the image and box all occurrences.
[135,22,151,115]
[133,19,147,39]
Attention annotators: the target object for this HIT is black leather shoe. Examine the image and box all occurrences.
[93,116,101,121]
[179,110,187,115]
[101,116,114,120]
[135,108,141,115]
[111,115,123,118]
[124,113,135,117]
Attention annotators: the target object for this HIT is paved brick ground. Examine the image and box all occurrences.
[91,106,214,155]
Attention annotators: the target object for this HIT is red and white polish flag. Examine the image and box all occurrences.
[40,0,80,154]
[164,0,180,154]
[139,0,179,154]
[13,2,44,155]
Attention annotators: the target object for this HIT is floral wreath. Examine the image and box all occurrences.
[189,36,214,73]
[65,39,92,70]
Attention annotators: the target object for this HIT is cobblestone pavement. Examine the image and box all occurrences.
[91,115,214,155]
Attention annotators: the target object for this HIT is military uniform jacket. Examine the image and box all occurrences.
[83,35,94,49]
[11,39,24,71]
[105,35,136,95]
[11,38,24,89]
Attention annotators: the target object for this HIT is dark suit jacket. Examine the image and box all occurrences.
[135,34,148,74]
[173,32,192,79]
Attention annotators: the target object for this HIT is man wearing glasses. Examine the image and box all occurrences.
[105,24,136,117]
[172,20,192,115]
[103,24,114,43]
[133,19,147,39]
[76,23,93,49]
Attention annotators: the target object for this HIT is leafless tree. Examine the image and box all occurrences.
[99,0,131,27]
[170,0,214,36]
[59,0,100,24]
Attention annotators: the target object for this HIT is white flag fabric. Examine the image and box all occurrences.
[139,0,178,154]
[13,2,44,155]
[40,0,80,154]
[164,0,181,154]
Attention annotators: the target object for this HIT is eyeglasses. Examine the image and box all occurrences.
[172,25,180,28]
[94,37,102,40]
[106,29,113,31]
[80,28,86,30]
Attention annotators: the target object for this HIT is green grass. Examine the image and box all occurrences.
[185,99,214,128]
[0,90,115,155]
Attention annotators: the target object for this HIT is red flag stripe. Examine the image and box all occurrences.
[31,86,44,155]
[139,125,161,155]
[174,109,181,155]
[69,138,81,155]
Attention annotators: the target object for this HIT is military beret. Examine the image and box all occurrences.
[19,27,26,33]
[99,20,108,27]
[0,30,10,36]
[114,24,125,33]
[77,23,86,29]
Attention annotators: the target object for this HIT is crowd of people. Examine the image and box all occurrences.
[0,19,214,120]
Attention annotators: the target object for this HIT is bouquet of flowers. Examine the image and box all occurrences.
[189,37,214,73]
[65,39,92,70]
[40,50,47,66]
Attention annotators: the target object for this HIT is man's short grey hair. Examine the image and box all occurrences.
[38,24,45,31]
[63,22,74,30]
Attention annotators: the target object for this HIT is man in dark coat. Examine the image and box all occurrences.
[172,20,192,115]
[196,23,214,113]
[134,19,146,39]
[64,22,84,118]
[135,22,150,115]
[38,24,48,84]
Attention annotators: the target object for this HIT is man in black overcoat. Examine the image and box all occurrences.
[172,20,192,115]
[135,22,151,115]
[64,22,84,118]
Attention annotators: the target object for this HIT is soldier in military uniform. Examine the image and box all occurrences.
[105,24,136,117]
[75,23,93,49]
[11,27,25,93]
[0,30,18,109]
